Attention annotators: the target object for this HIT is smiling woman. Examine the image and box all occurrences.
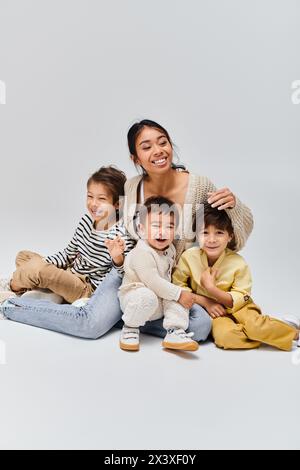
[124,119,254,263]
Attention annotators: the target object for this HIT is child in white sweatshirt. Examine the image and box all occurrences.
[118,196,199,352]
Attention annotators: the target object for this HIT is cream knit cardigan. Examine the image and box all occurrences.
[118,239,181,301]
[123,174,254,262]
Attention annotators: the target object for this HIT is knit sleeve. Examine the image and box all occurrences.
[130,249,182,301]
[195,176,254,252]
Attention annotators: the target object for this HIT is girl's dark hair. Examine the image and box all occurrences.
[193,205,236,250]
[127,119,186,174]
[87,166,126,205]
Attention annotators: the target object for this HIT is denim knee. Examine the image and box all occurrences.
[84,325,103,340]
[189,306,212,342]
[76,316,108,340]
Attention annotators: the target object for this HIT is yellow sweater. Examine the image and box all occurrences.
[172,247,252,314]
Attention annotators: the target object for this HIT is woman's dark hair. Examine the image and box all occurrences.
[87,166,126,205]
[193,205,236,250]
[127,119,186,174]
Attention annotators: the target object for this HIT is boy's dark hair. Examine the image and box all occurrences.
[139,196,179,227]
[87,166,126,204]
[193,205,236,250]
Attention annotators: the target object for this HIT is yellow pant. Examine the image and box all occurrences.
[212,302,296,351]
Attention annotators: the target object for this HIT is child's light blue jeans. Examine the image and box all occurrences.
[1,268,212,341]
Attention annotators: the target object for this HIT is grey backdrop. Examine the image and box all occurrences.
[0,0,299,317]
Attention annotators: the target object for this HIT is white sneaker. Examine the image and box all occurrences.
[162,328,199,352]
[120,326,140,351]
[0,278,12,292]
[21,289,64,304]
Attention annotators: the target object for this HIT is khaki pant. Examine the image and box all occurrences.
[10,250,93,304]
[212,302,296,351]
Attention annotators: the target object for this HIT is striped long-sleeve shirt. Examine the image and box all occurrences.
[45,214,136,290]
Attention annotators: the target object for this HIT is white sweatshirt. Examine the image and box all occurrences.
[119,239,182,301]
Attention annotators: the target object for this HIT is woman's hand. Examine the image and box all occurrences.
[207,188,236,210]
[104,235,125,266]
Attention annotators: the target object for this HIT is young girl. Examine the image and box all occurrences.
[172,206,300,351]
[5,166,136,304]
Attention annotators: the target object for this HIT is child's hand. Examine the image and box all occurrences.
[104,236,125,266]
[178,290,195,309]
[201,268,218,292]
[204,298,226,319]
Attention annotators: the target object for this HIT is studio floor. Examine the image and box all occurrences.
[0,318,299,450]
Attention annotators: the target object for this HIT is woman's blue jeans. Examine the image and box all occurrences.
[1,269,212,341]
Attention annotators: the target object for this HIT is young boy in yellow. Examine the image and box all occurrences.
[172,206,300,351]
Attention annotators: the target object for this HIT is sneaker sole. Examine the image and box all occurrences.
[120,341,139,351]
[162,341,199,352]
